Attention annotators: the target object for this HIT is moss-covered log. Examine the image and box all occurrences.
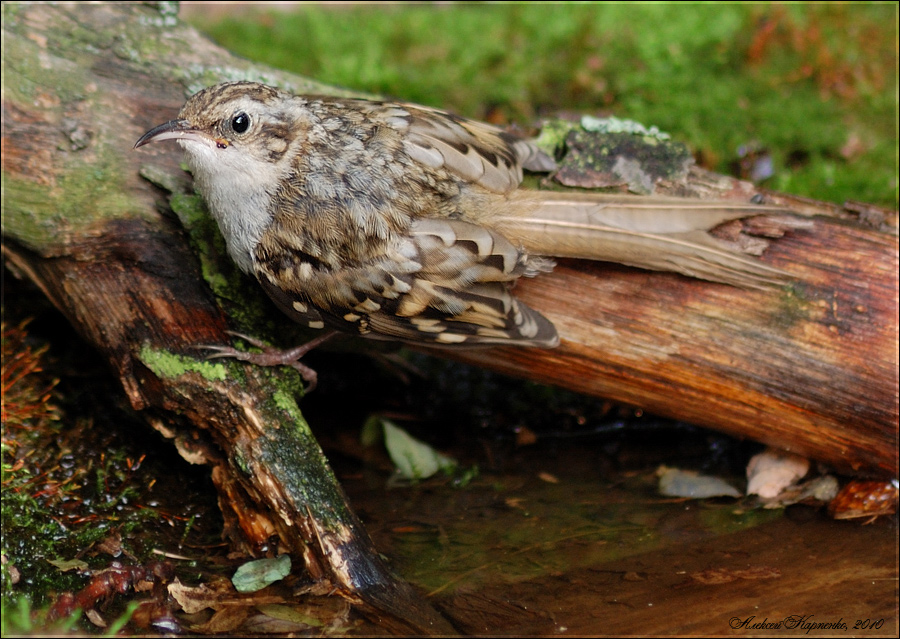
[2,3,452,632]
[2,1,897,631]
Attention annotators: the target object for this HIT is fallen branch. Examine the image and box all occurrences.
[2,2,896,631]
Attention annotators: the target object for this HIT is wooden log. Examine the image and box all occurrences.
[2,2,896,628]
[467,214,898,476]
[1,4,453,633]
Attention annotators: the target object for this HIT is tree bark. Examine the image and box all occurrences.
[2,1,896,627]
[469,210,898,476]
[2,3,453,632]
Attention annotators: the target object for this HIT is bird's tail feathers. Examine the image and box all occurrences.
[495,191,810,289]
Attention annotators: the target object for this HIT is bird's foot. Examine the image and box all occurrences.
[202,330,337,391]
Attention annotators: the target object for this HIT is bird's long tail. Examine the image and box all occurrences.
[494,191,810,289]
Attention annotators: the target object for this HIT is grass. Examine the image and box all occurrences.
[186,3,898,208]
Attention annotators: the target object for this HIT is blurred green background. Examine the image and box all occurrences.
[2,5,896,631]
[184,2,898,209]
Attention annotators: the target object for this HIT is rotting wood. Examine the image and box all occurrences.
[2,1,897,632]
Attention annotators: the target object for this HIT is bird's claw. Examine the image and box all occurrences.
[197,330,337,392]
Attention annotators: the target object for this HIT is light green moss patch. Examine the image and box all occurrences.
[139,345,228,382]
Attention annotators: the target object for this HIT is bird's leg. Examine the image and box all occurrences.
[202,330,338,391]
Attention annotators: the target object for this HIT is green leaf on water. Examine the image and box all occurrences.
[381,419,456,481]
[232,554,291,593]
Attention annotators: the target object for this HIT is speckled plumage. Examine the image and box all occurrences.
[136,81,795,353]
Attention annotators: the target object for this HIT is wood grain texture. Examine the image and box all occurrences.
[1,5,896,627]
[469,212,899,475]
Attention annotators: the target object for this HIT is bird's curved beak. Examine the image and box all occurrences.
[134,119,226,149]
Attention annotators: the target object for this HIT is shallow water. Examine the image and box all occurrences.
[338,447,898,635]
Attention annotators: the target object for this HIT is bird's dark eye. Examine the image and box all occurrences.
[230,112,250,134]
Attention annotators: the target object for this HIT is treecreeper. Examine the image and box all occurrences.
[136,81,802,388]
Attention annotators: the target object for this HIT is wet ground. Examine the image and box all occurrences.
[334,445,898,635]
[4,310,896,635]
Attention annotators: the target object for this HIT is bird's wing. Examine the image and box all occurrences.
[362,101,555,194]
[255,216,559,347]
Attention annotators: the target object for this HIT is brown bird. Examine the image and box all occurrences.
[136,81,798,385]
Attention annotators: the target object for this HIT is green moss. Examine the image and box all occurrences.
[169,191,209,230]
[55,156,136,221]
[2,322,223,625]
[272,389,303,417]
[247,389,359,528]
[138,346,228,383]
[167,192,238,298]
[136,168,238,300]
[2,334,177,616]
[2,136,150,255]
[160,186,282,333]
[1,25,89,105]
[1,471,88,607]
[555,124,693,194]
